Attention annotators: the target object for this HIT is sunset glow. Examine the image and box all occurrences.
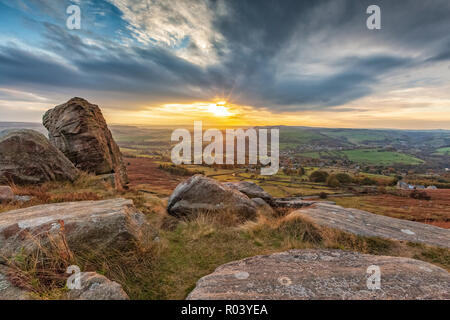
[0,1,449,129]
[206,102,233,117]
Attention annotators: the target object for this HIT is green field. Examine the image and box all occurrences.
[299,149,423,165]
[111,125,444,169]
[436,147,450,155]
[342,149,423,165]
[320,130,390,144]
[279,128,328,150]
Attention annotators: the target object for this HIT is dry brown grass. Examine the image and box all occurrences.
[2,173,448,300]
[4,221,75,299]
[3,201,449,300]
[0,174,117,213]
[3,217,163,299]
[331,191,450,228]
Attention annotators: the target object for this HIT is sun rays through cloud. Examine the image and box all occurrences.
[0,0,449,128]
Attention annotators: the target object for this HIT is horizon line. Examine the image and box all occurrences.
[1,121,449,132]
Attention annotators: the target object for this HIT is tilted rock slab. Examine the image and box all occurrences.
[0,265,30,300]
[66,272,129,300]
[43,97,128,185]
[0,129,79,184]
[168,175,258,220]
[293,203,450,248]
[223,181,274,204]
[187,249,450,300]
[0,199,153,259]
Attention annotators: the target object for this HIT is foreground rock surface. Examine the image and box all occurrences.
[0,129,79,184]
[187,249,450,300]
[0,265,30,300]
[0,199,153,259]
[66,272,129,300]
[294,203,450,248]
[168,175,257,220]
[0,186,14,203]
[43,97,128,185]
[223,181,273,204]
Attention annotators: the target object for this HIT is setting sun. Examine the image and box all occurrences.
[207,102,233,117]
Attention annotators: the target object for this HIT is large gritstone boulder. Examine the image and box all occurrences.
[223,181,273,204]
[0,199,154,260]
[187,249,450,300]
[0,129,79,184]
[43,97,128,185]
[167,175,258,221]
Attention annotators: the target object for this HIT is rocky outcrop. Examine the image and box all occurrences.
[293,203,450,248]
[187,249,450,300]
[43,98,128,185]
[168,175,258,220]
[0,265,30,300]
[0,199,155,259]
[0,129,79,184]
[223,181,273,204]
[251,198,275,216]
[0,186,14,203]
[66,272,129,300]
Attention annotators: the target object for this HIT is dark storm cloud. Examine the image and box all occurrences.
[208,0,449,109]
[0,44,81,87]
[0,21,213,101]
[0,0,449,111]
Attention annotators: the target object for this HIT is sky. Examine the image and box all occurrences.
[0,0,449,129]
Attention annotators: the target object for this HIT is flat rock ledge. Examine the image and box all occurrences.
[293,203,450,248]
[187,249,450,300]
[0,199,154,260]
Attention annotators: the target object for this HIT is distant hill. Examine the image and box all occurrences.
[254,126,450,151]
[0,122,47,135]
[1,122,448,167]
[258,126,450,168]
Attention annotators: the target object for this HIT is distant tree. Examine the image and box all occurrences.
[283,167,295,176]
[361,177,377,186]
[297,167,306,176]
[326,175,341,188]
[334,173,352,184]
[309,170,329,183]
